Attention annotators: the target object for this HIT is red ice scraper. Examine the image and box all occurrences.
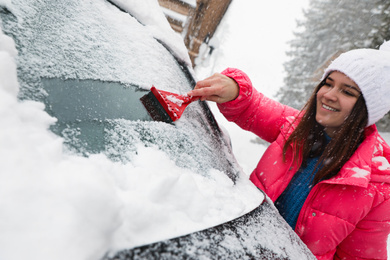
[140,86,199,123]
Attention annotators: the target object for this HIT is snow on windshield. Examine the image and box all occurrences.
[6,0,190,100]
[0,1,264,260]
[110,0,192,67]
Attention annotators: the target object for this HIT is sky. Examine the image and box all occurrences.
[196,0,310,98]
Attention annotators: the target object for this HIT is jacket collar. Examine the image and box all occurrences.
[322,125,390,187]
[282,116,390,188]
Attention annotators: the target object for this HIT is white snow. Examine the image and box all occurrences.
[0,34,262,259]
[373,156,390,171]
[166,94,185,106]
[180,0,196,8]
[0,1,263,259]
[110,0,192,67]
[350,167,370,178]
[161,6,188,23]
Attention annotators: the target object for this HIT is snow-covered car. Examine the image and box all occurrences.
[0,0,315,259]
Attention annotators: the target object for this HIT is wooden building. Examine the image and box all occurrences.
[158,0,232,66]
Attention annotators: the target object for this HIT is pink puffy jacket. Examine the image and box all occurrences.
[218,68,390,259]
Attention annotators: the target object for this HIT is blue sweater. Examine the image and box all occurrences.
[275,133,331,229]
[275,156,320,230]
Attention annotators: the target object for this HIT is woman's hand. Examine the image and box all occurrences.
[187,73,239,103]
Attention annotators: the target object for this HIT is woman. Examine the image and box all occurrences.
[188,42,390,259]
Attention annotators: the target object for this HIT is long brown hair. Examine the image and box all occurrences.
[283,77,368,184]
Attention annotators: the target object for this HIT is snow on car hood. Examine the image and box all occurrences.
[0,1,264,260]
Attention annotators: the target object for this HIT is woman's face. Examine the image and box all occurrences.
[316,71,361,137]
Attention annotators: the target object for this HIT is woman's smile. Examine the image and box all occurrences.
[321,103,339,112]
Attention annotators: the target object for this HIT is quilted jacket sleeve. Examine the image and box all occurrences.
[217,68,298,143]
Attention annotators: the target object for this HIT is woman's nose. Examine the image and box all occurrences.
[323,87,338,100]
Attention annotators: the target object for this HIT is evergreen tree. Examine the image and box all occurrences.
[277,0,390,130]
[375,1,390,130]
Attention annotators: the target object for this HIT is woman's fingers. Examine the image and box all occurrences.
[188,73,239,103]
[190,85,218,97]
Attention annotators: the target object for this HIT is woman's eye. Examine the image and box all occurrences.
[343,90,353,96]
[342,90,355,97]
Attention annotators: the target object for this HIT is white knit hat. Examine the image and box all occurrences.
[323,41,390,126]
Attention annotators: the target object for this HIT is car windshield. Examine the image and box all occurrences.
[42,78,151,155]
[42,77,232,176]
[1,0,237,178]
[0,0,264,256]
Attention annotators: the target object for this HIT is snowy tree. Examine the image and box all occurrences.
[277,0,390,130]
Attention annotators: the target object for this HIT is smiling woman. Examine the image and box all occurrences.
[189,41,390,259]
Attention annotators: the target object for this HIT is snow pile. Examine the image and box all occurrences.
[0,25,262,260]
[0,32,121,260]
